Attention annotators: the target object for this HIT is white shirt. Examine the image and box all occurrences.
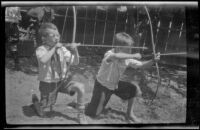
[36,45,74,83]
[96,49,142,90]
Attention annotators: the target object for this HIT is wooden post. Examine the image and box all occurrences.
[142,20,149,52]
[112,10,118,46]
[102,9,108,44]
[61,8,68,42]
[83,8,87,45]
[124,11,128,32]
[177,22,184,51]
[164,20,172,52]
[179,22,184,38]
[155,20,160,48]
[92,8,97,45]
[155,7,162,48]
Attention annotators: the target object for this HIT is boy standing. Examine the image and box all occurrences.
[85,32,160,123]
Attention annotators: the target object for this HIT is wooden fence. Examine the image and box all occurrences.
[13,6,187,66]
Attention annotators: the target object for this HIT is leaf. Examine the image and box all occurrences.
[27,6,55,22]
[27,7,45,21]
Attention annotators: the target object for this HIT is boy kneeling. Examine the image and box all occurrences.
[85,32,160,123]
[33,23,87,124]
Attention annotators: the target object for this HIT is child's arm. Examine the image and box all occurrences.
[141,53,160,69]
[140,59,155,69]
[127,53,160,69]
[105,52,142,63]
[70,43,80,65]
[36,43,62,63]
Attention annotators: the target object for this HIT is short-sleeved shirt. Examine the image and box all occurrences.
[36,45,74,83]
[96,49,142,90]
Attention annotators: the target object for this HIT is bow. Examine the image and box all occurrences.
[144,6,161,104]
[62,6,76,82]
[49,6,76,98]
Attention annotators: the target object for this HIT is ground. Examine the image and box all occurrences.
[5,56,186,124]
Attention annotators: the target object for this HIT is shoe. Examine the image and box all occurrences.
[32,94,44,117]
[78,114,88,124]
[32,94,39,104]
[77,107,88,124]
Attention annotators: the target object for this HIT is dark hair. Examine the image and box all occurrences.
[38,22,58,38]
[113,32,134,46]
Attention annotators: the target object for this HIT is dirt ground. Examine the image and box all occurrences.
[5,57,187,125]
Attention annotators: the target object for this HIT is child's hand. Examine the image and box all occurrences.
[70,43,80,50]
[154,52,160,62]
[134,53,142,59]
[55,42,63,48]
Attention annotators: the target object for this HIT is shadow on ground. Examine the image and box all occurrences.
[22,104,79,123]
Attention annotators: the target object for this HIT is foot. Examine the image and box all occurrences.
[33,102,45,117]
[78,114,88,124]
[32,94,39,104]
[32,94,44,117]
[126,114,142,123]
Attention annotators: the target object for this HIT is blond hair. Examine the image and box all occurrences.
[113,32,134,46]
[38,22,58,38]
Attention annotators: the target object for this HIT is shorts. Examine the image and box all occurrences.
[39,79,76,108]
[85,79,137,117]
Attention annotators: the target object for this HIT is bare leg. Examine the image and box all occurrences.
[126,97,141,123]
[130,81,142,97]
[70,82,88,124]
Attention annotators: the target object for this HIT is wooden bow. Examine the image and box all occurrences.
[62,6,76,81]
[144,6,161,105]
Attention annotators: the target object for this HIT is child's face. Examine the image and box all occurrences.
[43,28,60,47]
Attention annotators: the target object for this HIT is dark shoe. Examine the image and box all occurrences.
[32,94,39,104]
[32,94,44,117]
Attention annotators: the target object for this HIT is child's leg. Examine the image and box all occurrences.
[69,82,85,107]
[85,80,112,118]
[34,82,58,117]
[66,82,87,124]
[127,97,141,123]
[115,81,141,123]
[130,81,142,97]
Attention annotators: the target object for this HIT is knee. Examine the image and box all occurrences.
[131,82,142,97]
[72,83,85,95]
[78,83,85,94]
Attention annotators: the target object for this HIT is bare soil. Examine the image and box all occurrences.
[5,57,186,124]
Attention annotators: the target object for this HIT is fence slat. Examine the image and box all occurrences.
[83,8,87,44]
[92,8,97,45]
[155,20,160,48]
[124,11,128,32]
[102,10,108,44]
[61,8,68,42]
[164,19,173,52]
[179,22,184,38]
[112,10,118,46]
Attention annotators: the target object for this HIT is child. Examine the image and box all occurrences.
[33,23,87,124]
[85,32,160,123]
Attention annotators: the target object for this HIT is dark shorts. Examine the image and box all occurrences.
[85,79,137,117]
[39,79,76,108]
